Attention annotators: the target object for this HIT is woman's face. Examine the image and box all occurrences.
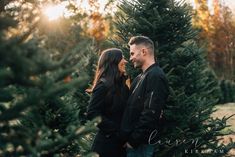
[118,57,127,75]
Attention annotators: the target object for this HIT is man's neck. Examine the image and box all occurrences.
[142,60,155,72]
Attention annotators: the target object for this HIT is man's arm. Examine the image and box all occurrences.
[128,73,169,148]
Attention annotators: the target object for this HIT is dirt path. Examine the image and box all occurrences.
[212,103,235,156]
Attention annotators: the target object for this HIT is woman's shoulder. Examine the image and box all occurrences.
[93,78,110,92]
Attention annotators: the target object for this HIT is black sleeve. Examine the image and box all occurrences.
[128,73,169,148]
[87,81,118,134]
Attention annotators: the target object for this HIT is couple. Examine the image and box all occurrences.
[87,36,169,157]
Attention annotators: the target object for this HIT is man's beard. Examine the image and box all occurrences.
[133,61,142,69]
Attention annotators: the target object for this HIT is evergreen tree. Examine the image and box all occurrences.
[38,0,118,121]
[219,80,235,104]
[36,0,119,155]
[0,1,98,156]
[115,0,235,156]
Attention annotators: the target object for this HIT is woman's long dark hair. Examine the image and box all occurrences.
[90,48,124,91]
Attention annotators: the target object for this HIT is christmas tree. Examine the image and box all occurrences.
[219,80,235,104]
[115,0,235,156]
[0,1,98,156]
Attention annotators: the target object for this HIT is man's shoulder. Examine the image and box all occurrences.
[147,65,166,78]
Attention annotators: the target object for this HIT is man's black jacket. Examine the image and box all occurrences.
[120,63,169,148]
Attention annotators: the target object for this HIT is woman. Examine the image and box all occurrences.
[87,48,129,157]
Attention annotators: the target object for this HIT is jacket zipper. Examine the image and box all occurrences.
[132,74,145,94]
[149,91,154,108]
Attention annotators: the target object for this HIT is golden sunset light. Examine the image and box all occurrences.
[43,5,63,20]
[42,0,114,21]
[43,3,69,21]
[78,0,112,13]
[2,0,235,156]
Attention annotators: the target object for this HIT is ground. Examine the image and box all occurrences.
[212,103,235,156]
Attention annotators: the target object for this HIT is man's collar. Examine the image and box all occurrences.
[142,62,158,74]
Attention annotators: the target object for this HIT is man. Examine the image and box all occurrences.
[121,36,169,157]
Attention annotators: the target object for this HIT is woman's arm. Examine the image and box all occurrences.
[87,81,118,134]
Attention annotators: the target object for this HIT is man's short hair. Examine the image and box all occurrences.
[128,36,155,52]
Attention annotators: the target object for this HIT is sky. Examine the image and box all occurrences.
[216,0,235,7]
[185,0,235,11]
[43,0,235,21]
[220,0,235,12]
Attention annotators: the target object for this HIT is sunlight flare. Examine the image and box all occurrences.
[43,3,69,20]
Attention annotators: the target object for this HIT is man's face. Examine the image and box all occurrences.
[129,44,144,69]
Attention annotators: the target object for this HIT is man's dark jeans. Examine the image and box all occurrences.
[127,144,154,157]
